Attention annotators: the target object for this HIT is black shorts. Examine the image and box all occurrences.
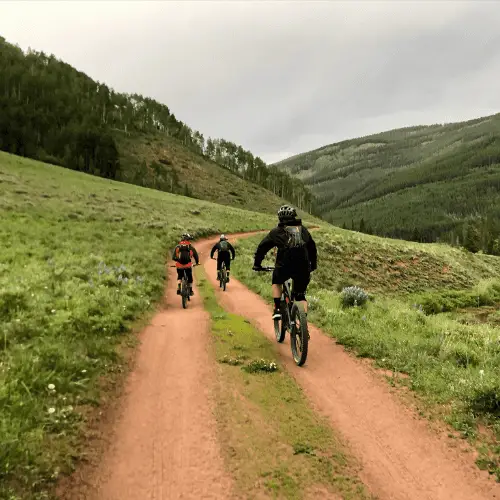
[272,266,310,296]
[217,253,231,270]
[176,268,193,283]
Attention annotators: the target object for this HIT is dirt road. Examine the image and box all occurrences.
[76,230,499,500]
[91,239,233,500]
[204,234,500,500]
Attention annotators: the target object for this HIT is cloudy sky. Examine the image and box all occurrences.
[1,1,500,163]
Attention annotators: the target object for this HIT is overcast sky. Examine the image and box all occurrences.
[1,1,500,163]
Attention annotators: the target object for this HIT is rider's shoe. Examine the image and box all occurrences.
[190,289,194,296]
[226,273,230,282]
[176,288,181,295]
[272,308,282,320]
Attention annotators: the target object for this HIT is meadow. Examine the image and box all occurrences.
[231,228,500,480]
[0,151,277,499]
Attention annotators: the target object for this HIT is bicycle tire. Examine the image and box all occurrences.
[181,278,188,309]
[274,301,289,343]
[290,302,308,366]
[222,263,227,291]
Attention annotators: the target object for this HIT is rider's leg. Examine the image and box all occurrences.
[216,255,222,280]
[293,272,311,314]
[224,254,231,281]
[186,268,194,295]
[271,267,287,319]
[176,269,182,294]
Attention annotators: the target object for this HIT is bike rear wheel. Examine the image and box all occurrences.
[221,263,227,291]
[290,303,308,366]
[181,278,188,309]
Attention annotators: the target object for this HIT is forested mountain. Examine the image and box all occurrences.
[274,114,500,254]
[0,36,315,214]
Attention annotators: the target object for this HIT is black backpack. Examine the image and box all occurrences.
[177,243,191,265]
[219,240,229,252]
[284,225,306,249]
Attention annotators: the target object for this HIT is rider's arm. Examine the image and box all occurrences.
[306,230,318,271]
[210,243,218,259]
[172,245,179,261]
[191,245,200,265]
[229,243,236,260]
[254,231,275,267]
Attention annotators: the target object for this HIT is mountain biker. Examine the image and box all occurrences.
[172,233,199,296]
[210,234,236,282]
[252,205,317,320]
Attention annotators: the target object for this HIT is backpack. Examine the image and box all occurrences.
[177,243,191,265]
[219,240,229,252]
[284,225,306,249]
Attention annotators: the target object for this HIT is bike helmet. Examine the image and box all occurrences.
[277,205,297,221]
[181,232,192,241]
[220,234,227,241]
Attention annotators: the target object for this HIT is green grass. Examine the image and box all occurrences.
[196,267,372,499]
[0,151,280,499]
[231,230,500,481]
[275,113,500,241]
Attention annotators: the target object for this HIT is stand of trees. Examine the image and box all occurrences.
[0,37,314,212]
[343,216,500,256]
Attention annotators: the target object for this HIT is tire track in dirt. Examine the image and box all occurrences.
[88,237,237,500]
[203,233,500,500]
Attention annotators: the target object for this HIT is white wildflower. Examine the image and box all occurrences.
[51,309,56,314]
[48,383,55,391]
[479,369,484,377]
[81,369,87,374]
[48,407,56,414]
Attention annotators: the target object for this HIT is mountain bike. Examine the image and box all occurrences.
[255,267,309,366]
[219,261,228,291]
[171,266,195,309]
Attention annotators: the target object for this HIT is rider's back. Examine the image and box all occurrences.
[271,219,311,269]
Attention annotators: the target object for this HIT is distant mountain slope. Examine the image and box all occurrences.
[0,35,314,216]
[274,113,500,252]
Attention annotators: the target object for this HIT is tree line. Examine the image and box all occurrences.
[0,37,315,213]
[344,216,500,256]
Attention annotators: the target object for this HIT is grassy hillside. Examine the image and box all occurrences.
[115,130,289,214]
[274,113,500,249]
[0,150,286,499]
[232,229,500,480]
[0,35,314,217]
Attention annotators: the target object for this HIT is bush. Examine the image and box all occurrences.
[340,286,369,308]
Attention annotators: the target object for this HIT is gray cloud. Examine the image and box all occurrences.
[1,1,500,163]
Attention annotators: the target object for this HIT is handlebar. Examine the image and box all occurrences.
[254,266,274,272]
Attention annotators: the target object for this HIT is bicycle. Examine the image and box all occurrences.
[171,266,196,309]
[219,261,228,291]
[255,267,309,366]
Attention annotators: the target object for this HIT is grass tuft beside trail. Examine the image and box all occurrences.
[0,151,277,500]
[231,232,500,481]
[196,267,372,499]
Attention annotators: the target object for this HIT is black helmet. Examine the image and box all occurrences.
[277,205,297,221]
[181,232,192,240]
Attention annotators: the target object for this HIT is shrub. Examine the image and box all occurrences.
[340,286,369,308]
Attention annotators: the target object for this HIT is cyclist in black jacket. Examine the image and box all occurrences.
[211,234,236,282]
[253,205,317,320]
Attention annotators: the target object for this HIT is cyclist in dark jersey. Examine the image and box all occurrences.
[211,234,236,282]
[253,205,317,319]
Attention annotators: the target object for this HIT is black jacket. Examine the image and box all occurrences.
[210,241,236,260]
[254,219,317,271]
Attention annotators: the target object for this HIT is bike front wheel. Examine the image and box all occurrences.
[290,303,308,366]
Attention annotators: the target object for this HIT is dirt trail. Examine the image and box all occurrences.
[204,234,500,500]
[89,237,234,500]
